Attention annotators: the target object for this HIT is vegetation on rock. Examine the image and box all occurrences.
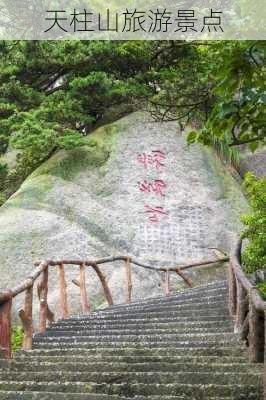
[11,325,23,352]
[241,173,266,277]
[0,41,265,205]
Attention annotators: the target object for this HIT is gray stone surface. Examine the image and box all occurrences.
[239,147,266,178]
[0,112,248,320]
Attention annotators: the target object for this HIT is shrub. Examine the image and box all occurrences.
[241,173,266,274]
[241,173,266,299]
[11,326,24,352]
[257,281,266,301]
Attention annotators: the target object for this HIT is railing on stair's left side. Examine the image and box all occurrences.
[0,253,229,359]
[229,238,266,365]
[0,261,50,358]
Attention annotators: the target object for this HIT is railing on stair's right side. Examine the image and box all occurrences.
[229,238,266,366]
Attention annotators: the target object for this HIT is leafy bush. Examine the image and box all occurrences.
[11,326,23,352]
[241,173,266,274]
[257,281,266,301]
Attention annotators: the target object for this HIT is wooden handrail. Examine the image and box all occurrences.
[1,261,48,301]
[33,255,229,272]
[0,253,228,359]
[229,238,266,365]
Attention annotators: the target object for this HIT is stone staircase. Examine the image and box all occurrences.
[0,280,263,399]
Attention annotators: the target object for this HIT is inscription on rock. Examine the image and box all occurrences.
[133,206,210,263]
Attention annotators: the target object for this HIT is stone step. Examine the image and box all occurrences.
[103,285,228,307]
[41,327,233,337]
[19,347,246,357]
[96,300,228,314]
[0,381,261,398]
[51,318,234,327]
[33,341,244,354]
[100,298,228,314]
[72,297,228,320]
[106,289,228,306]
[58,311,231,323]
[96,281,228,308]
[70,305,230,318]
[70,287,229,317]
[53,316,232,327]
[32,342,245,351]
[48,321,234,332]
[1,361,261,374]
[12,354,248,365]
[0,393,154,400]
[33,337,244,349]
[0,370,262,386]
[34,333,239,345]
[0,392,241,400]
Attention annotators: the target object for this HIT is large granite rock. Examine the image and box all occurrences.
[0,112,248,320]
[239,147,266,178]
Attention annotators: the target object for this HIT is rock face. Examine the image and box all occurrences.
[239,148,266,178]
[0,112,248,319]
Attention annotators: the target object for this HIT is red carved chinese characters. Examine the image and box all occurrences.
[138,179,167,198]
[137,150,166,171]
[136,149,168,224]
[144,205,168,224]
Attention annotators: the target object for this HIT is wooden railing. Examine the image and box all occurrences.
[0,253,228,359]
[229,238,266,364]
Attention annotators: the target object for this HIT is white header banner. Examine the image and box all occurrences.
[0,0,265,40]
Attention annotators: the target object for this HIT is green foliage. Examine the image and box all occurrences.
[204,42,265,150]
[0,162,8,203]
[0,40,264,204]
[144,41,265,166]
[187,129,240,166]
[241,173,266,274]
[0,41,154,203]
[11,326,23,352]
[257,281,266,301]
[187,131,198,145]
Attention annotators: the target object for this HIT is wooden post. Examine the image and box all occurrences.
[164,270,171,296]
[80,263,90,313]
[37,283,55,326]
[125,258,132,304]
[235,279,248,334]
[19,285,33,350]
[228,262,237,316]
[0,291,12,359]
[249,291,264,363]
[58,263,69,319]
[176,269,193,288]
[39,267,48,334]
[240,313,249,342]
[161,272,166,295]
[91,264,113,306]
